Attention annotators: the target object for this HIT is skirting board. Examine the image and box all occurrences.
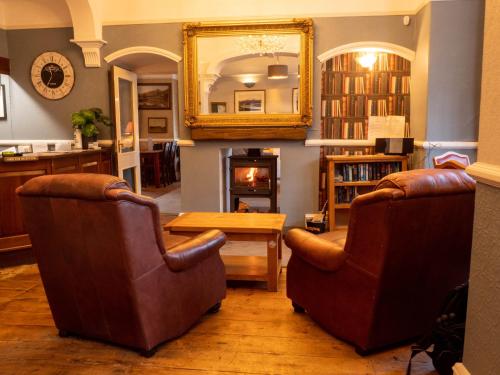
[453,363,471,375]
[466,162,500,189]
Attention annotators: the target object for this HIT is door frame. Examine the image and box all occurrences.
[111,65,141,193]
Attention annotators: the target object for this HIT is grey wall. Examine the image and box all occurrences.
[6,28,110,140]
[464,184,500,375]
[180,140,319,226]
[463,1,500,374]
[426,0,484,142]
[411,4,430,142]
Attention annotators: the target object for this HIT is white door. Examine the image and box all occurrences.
[111,66,141,193]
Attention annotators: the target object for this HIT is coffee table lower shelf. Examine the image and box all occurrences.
[222,255,270,282]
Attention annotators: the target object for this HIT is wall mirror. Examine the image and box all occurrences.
[183,19,313,140]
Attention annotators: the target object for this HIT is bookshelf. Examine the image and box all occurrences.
[319,52,412,209]
[327,154,408,231]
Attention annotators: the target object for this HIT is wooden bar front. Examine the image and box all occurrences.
[0,149,113,256]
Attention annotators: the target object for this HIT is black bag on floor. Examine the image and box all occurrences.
[406,282,469,375]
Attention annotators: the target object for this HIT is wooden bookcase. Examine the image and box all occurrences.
[327,154,408,231]
[318,52,411,209]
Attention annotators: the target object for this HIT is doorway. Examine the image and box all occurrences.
[107,49,182,214]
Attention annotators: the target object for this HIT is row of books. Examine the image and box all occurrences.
[322,118,368,140]
[324,53,411,73]
[321,73,411,95]
[335,162,402,182]
[321,97,368,117]
[335,187,358,204]
[321,97,410,118]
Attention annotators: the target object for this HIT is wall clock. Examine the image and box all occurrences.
[31,52,75,100]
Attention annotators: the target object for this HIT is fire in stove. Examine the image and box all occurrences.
[235,167,270,188]
[246,168,257,184]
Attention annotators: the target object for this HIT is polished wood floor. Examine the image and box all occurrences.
[0,265,437,374]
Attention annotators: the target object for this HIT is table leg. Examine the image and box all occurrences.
[278,232,283,274]
[267,233,279,292]
[154,154,161,188]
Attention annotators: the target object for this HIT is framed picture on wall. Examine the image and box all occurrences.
[148,117,168,133]
[138,83,172,110]
[292,88,299,114]
[234,90,265,114]
[210,102,227,113]
[0,85,6,120]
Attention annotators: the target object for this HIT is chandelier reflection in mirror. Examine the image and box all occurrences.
[238,34,287,56]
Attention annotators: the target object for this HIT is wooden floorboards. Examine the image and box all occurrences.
[0,265,437,375]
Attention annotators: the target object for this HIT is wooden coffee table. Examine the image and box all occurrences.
[163,212,287,292]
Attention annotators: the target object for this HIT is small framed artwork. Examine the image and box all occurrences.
[0,85,6,120]
[210,102,227,113]
[138,83,172,110]
[234,90,265,114]
[148,117,168,133]
[292,88,299,114]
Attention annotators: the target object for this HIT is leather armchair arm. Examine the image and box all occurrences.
[285,228,348,272]
[164,229,226,272]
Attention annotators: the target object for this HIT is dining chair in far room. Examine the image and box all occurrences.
[433,151,470,170]
[17,174,227,356]
[168,142,179,184]
[162,141,173,185]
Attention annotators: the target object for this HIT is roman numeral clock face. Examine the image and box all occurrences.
[31,52,75,100]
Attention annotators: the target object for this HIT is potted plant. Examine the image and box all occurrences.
[71,108,112,149]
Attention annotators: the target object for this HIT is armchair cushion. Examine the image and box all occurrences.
[285,228,348,272]
[164,229,226,272]
[376,169,475,198]
[17,173,130,200]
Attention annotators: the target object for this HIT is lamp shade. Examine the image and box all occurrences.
[268,64,288,80]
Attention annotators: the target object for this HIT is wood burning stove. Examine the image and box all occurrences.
[229,155,278,212]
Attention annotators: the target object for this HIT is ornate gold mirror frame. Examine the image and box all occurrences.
[183,19,313,140]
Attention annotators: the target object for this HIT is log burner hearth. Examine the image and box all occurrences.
[229,154,278,213]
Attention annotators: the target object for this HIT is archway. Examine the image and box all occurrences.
[104,46,183,214]
[317,41,415,63]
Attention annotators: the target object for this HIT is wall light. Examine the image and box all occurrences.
[356,53,377,70]
[242,76,256,88]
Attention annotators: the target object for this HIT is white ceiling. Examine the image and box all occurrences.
[0,0,449,30]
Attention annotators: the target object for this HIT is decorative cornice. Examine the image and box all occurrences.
[70,39,107,67]
[466,162,500,189]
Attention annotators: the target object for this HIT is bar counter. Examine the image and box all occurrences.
[0,148,113,261]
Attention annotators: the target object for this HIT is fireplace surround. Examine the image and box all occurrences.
[229,154,278,212]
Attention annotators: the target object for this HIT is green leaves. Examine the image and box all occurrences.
[81,124,99,137]
[71,112,86,128]
[70,107,112,137]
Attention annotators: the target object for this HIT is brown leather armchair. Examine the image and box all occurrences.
[17,174,227,356]
[285,169,475,354]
